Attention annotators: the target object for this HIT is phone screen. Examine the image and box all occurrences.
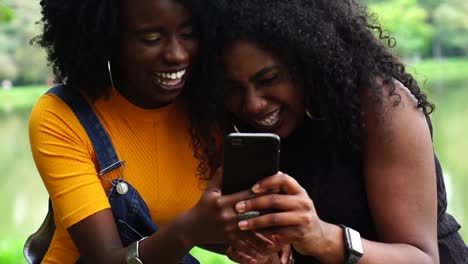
[222,133,280,194]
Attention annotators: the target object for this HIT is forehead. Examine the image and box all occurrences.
[124,0,190,28]
[223,41,280,78]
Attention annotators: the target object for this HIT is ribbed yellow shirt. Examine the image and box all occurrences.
[29,89,204,263]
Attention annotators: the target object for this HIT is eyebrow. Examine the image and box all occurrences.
[132,19,193,35]
[224,65,279,85]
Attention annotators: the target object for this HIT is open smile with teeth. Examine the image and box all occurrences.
[254,108,281,128]
[155,69,186,86]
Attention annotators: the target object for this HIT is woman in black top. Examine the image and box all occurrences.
[190,0,468,263]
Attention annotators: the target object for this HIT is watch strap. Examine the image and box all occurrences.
[346,252,361,264]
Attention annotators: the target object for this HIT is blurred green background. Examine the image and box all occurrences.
[1,0,467,263]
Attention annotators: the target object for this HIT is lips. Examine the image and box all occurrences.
[154,69,187,92]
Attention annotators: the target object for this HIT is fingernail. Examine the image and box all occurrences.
[251,184,260,193]
[238,220,248,230]
[236,202,246,213]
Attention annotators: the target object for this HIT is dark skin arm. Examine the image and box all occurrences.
[232,80,439,263]
[356,80,439,263]
[68,208,195,263]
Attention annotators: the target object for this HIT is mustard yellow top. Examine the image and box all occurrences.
[29,89,204,263]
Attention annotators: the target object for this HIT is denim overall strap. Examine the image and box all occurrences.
[46,85,123,174]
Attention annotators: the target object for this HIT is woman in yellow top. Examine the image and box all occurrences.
[29,0,286,263]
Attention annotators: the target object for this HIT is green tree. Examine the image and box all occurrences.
[368,0,433,58]
[416,0,443,10]
[0,0,49,85]
[0,3,14,22]
[434,0,468,56]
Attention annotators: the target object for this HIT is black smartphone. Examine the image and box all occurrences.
[222,132,280,195]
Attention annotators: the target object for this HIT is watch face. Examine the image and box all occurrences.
[128,257,144,264]
[347,227,363,256]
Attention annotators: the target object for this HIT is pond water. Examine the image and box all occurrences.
[1,79,467,261]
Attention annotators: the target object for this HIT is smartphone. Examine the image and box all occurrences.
[222,132,280,195]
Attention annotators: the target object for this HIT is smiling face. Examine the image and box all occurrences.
[115,0,198,108]
[223,40,306,138]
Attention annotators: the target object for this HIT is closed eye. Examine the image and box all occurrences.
[140,33,162,45]
[180,26,195,39]
[259,73,280,86]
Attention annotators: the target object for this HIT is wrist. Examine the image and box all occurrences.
[173,210,198,249]
[314,222,346,264]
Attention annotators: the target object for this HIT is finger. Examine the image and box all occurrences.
[233,231,276,253]
[238,211,309,230]
[227,245,255,264]
[252,232,275,247]
[279,245,292,264]
[228,240,264,263]
[258,227,298,243]
[251,172,303,195]
[236,194,310,213]
[217,188,256,208]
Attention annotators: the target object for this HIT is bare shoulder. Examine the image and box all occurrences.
[362,79,428,143]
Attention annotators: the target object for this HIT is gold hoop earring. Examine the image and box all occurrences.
[305,107,313,120]
[232,122,240,133]
[107,60,115,89]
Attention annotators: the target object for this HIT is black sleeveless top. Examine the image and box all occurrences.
[278,117,468,263]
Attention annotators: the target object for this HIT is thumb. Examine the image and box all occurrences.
[206,166,223,192]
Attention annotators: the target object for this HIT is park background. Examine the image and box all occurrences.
[1,0,467,263]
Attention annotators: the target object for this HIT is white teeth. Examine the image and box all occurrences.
[255,109,280,127]
[155,69,186,80]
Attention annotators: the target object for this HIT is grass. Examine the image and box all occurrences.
[405,57,468,83]
[0,86,47,111]
[190,247,236,264]
[0,239,26,264]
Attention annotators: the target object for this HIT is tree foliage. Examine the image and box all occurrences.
[0,3,14,22]
[434,0,468,56]
[369,0,433,58]
[0,0,467,86]
[0,0,49,86]
[366,0,468,58]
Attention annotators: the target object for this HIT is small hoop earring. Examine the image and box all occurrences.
[232,122,240,133]
[305,107,313,120]
[107,60,115,88]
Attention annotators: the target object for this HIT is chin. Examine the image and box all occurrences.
[156,89,183,104]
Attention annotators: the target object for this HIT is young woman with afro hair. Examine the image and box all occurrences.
[27,0,293,263]
[191,0,468,263]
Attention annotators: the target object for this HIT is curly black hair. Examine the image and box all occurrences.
[34,0,121,99]
[34,0,223,179]
[34,0,210,100]
[189,0,435,176]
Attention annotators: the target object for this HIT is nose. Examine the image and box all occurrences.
[163,37,189,65]
[242,90,267,116]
